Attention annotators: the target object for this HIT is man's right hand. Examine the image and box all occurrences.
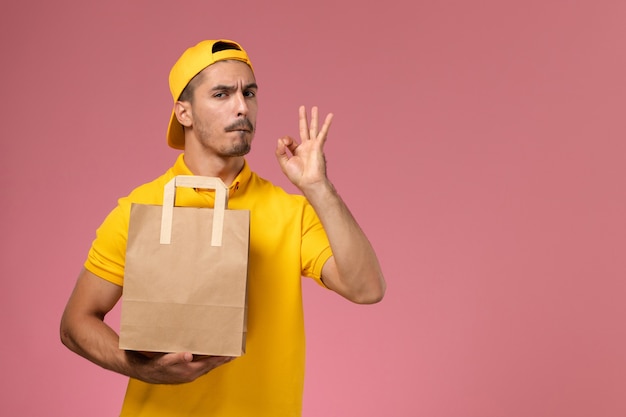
[61,269,236,385]
[127,351,235,384]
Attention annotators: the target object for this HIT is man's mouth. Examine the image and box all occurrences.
[225,119,254,133]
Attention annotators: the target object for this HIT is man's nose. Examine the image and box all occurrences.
[235,92,248,117]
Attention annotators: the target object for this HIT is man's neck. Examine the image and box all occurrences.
[182,151,245,187]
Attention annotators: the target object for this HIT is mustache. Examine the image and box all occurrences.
[225,118,254,132]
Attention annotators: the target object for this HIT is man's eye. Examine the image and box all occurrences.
[244,90,256,98]
[214,92,226,98]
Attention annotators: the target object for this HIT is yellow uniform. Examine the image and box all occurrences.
[85,154,332,416]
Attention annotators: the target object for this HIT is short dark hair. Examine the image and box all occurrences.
[178,71,204,103]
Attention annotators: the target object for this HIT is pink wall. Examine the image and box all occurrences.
[2,0,626,415]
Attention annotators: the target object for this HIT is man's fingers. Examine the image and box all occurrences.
[160,352,193,366]
[299,105,332,142]
[319,113,334,143]
[298,105,309,140]
[278,136,298,154]
[191,355,233,364]
[309,106,318,139]
[275,137,299,170]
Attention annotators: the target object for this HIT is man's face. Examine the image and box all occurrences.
[185,60,258,157]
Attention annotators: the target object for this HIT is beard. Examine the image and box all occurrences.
[194,119,254,157]
[224,134,252,157]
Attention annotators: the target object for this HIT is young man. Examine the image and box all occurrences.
[60,39,385,416]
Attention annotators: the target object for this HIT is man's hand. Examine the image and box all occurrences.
[274,107,386,304]
[275,105,334,192]
[128,351,235,384]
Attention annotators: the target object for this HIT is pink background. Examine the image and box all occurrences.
[2,0,625,416]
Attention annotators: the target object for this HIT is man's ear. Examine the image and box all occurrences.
[174,101,192,127]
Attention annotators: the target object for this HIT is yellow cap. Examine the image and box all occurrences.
[166,40,254,149]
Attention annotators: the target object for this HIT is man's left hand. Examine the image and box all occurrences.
[275,105,334,192]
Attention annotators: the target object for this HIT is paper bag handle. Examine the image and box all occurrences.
[160,175,228,246]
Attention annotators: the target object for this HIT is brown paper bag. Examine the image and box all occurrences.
[119,175,250,356]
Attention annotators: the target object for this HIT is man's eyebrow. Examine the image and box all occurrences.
[211,83,258,92]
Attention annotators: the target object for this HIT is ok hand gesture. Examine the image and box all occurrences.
[275,106,334,193]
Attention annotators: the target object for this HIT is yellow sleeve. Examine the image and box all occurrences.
[83,197,132,287]
[300,201,333,286]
